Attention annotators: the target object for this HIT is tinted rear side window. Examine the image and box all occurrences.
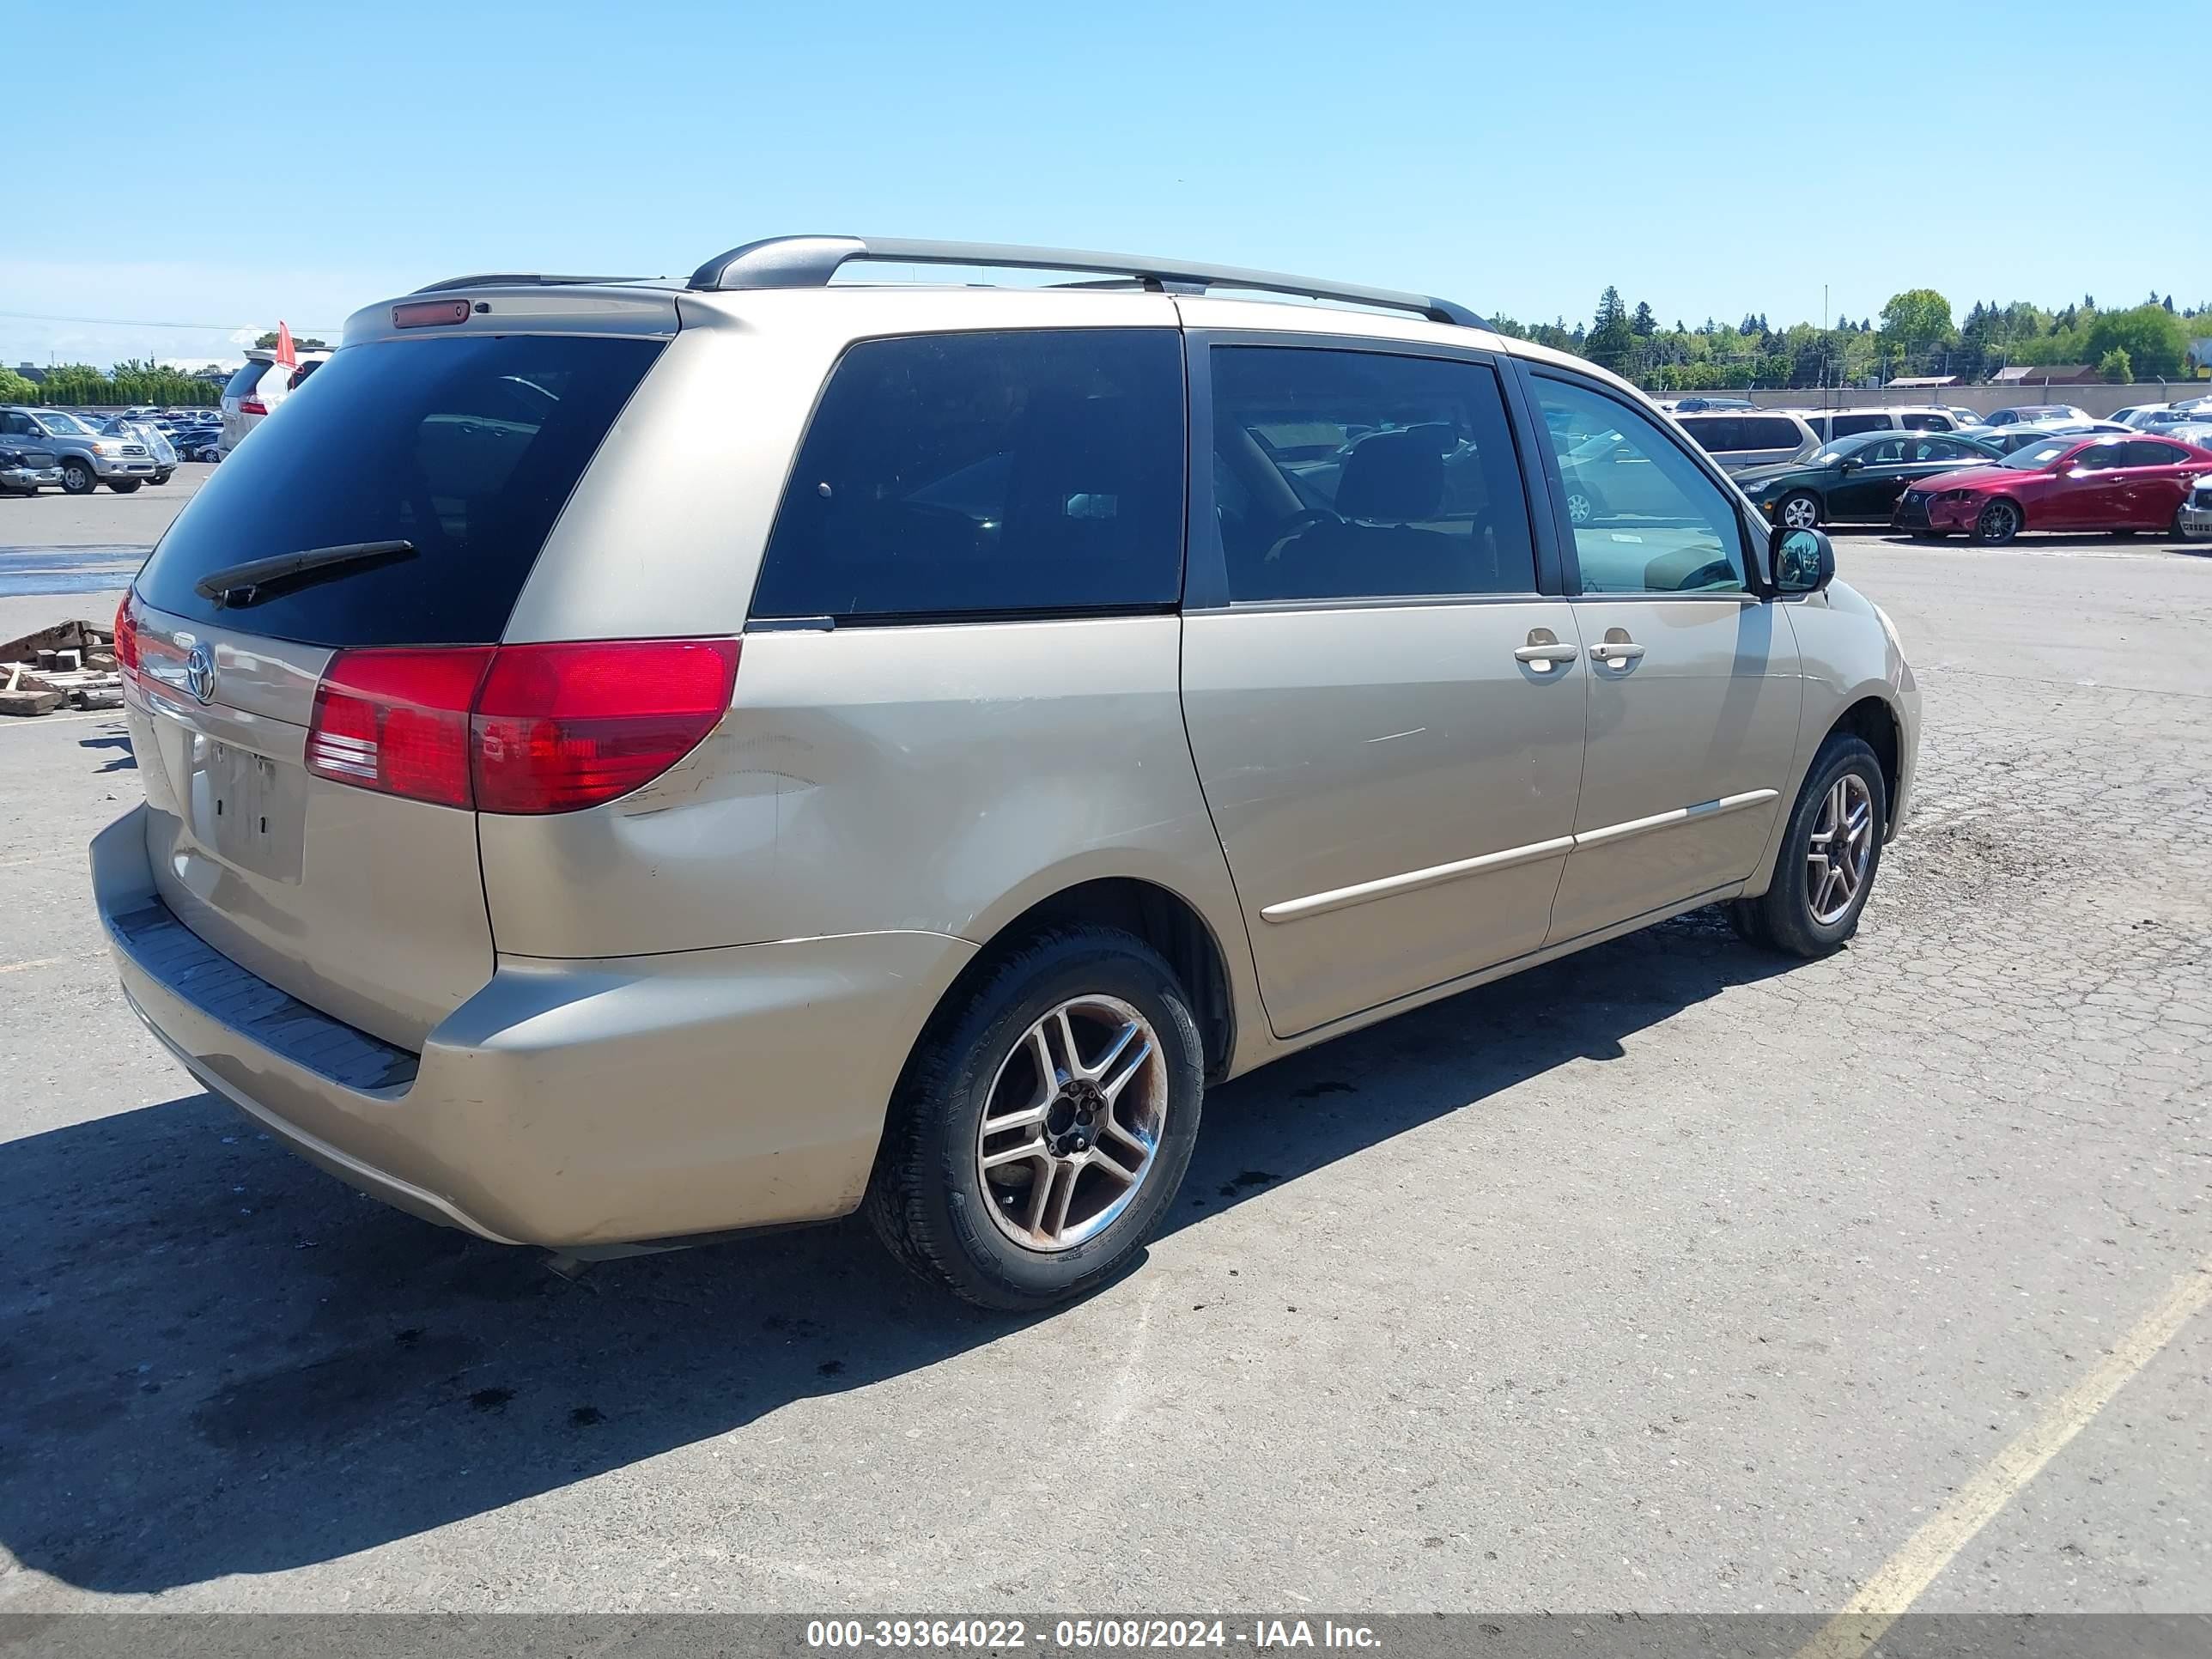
[1678,416,1740,453]
[753,330,1185,621]
[138,334,662,645]
[1830,413,1891,437]
[1740,416,1806,449]
[223,361,270,399]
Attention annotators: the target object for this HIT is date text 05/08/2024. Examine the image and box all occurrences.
[804,1618,1383,1650]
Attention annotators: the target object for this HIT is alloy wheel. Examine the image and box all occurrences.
[1807,773,1875,927]
[975,994,1167,1253]
[1781,494,1820,531]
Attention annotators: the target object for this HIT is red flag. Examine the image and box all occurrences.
[273,321,297,374]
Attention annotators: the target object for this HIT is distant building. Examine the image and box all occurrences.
[13,362,47,385]
[1887,374,1958,388]
[1992,364,2090,385]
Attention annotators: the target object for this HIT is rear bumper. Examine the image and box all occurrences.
[1,465,60,489]
[93,805,975,1249]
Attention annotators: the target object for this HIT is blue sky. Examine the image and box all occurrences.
[8,0,2208,370]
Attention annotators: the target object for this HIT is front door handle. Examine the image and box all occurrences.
[1589,640,1647,665]
[1514,629,1580,673]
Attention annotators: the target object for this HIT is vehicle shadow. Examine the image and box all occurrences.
[0,909,1795,1594]
[78,731,136,772]
[1874,530,2201,553]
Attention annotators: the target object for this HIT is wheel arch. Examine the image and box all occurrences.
[921,875,1243,1086]
[1829,694,1903,833]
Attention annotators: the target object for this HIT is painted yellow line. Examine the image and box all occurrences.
[1797,1259,2212,1659]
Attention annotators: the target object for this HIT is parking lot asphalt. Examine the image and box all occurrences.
[1,484,2206,1614]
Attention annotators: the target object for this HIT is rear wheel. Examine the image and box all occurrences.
[107,478,142,494]
[149,471,171,486]
[1740,735,1887,958]
[866,927,1204,1311]
[1972,498,2021,544]
[1777,490,1822,532]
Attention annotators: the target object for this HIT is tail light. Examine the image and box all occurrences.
[113,595,141,679]
[239,398,268,416]
[306,639,738,815]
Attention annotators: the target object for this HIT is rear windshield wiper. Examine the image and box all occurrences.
[193,540,417,607]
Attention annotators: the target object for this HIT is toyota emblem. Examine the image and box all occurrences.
[184,642,217,705]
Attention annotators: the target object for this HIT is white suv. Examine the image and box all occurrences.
[218,346,332,457]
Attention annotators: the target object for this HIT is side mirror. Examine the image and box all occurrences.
[1838,456,1861,473]
[1771,526,1835,596]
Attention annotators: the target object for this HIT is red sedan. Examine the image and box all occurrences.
[1893,432,2212,544]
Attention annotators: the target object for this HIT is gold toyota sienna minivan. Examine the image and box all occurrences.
[95,236,1920,1310]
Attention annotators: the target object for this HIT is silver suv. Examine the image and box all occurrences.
[0,406,162,493]
[96,236,1921,1310]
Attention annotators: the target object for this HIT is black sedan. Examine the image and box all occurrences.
[1735,430,2005,530]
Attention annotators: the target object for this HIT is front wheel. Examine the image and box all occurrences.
[1738,734,1887,959]
[1972,499,2021,544]
[866,927,1204,1311]
[1777,490,1822,532]
[60,460,95,495]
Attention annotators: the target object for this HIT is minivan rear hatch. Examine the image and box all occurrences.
[125,326,666,1049]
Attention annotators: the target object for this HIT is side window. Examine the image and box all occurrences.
[1900,413,1947,430]
[0,412,28,435]
[1831,413,1892,437]
[2074,442,2128,472]
[1911,437,1971,462]
[1679,416,1737,455]
[1742,416,1808,451]
[2122,441,2188,467]
[1532,375,1747,596]
[1863,437,1909,465]
[1206,345,1536,603]
[753,330,1185,621]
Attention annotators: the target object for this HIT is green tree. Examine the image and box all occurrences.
[0,367,37,403]
[1630,301,1656,337]
[2099,348,2133,383]
[1587,286,1635,368]
[251,331,329,351]
[1880,288,1954,351]
[2083,304,2187,380]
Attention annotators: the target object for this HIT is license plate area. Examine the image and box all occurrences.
[179,730,306,882]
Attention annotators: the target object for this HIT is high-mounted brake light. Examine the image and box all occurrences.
[304,639,738,814]
[392,299,472,330]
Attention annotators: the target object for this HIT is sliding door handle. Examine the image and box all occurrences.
[1514,641,1582,665]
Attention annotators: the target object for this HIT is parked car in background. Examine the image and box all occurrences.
[96,416,178,484]
[170,425,222,462]
[2139,406,2212,434]
[1956,423,2124,456]
[1893,432,2212,543]
[1669,396,1757,413]
[1982,403,2092,428]
[2156,420,2212,452]
[1792,406,1966,442]
[2108,404,2172,428]
[1736,431,2005,529]
[1674,409,1819,471]
[218,346,331,456]
[0,441,64,495]
[0,406,161,493]
[94,234,1920,1310]
[2180,475,2212,539]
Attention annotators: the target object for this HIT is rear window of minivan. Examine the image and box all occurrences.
[223,361,270,400]
[137,334,662,645]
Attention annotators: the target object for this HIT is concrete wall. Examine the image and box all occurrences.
[1686,382,2210,419]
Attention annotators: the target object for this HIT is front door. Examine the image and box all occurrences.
[1522,370,1803,944]
[1180,340,1586,1038]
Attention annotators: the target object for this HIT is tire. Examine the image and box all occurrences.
[149,471,172,486]
[1972,498,2021,544]
[107,478,142,494]
[1777,490,1822,532]
[866,927,1205,1311]
[1741,734,1887,959]
[1563,483,1603,527]
[60,459,95,495]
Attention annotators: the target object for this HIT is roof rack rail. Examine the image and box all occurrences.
[684,235,1486,329]
[410,272,642,294]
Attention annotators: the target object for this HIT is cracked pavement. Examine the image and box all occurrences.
[0,531,2205,1614]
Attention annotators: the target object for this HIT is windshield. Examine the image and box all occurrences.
[2002,439,2074,470]
[33,410,91,436]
